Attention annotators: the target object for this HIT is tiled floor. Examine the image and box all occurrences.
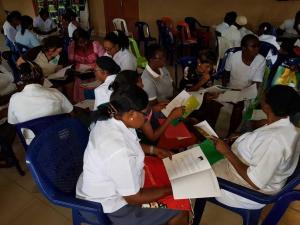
[1,35,300,225]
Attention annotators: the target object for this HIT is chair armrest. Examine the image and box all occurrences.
[217,178,277,204]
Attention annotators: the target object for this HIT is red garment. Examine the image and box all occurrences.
[144,156,191,211]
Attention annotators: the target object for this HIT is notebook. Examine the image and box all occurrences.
[158,119,192,140]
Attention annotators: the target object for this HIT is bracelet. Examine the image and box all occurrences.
[150,145,155,155]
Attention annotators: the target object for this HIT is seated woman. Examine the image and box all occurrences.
[212,85,300,209]
[141,44,173,112]
[76,85,189,225]
[68,28,105,102]
[110,70,184,143]
[8,61,73,143]
[223,34,266,135]
[15,15,40,49]
[68,28,105,70]
[93,56,121,109]
[0,57,17,98]
[104,30,137,71]
[180,50,223,129]
[258,22,280,50]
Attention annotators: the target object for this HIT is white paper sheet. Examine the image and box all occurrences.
[47,65,72,80]
[43,79,53,88]
[217,84,257,103]
[194,120,219,138]
[163,147,211,180]
[161,90,191,117]
[294,39,300,47]
[74,100,95,111]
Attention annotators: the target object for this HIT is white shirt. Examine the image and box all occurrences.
[33,16,56,33]
[68,22,78,38]
[15,29,40,48]
[259,34,280,50]
[225,51,266,89]
[0,65,16,96]
[113,49,137,71]
[93,75,116,110]
[222,25,242,48]
[8,83,73,124]
[3,21,20,42]
[142,64,173,101]
[239,27,254,38]
[216,22,230,34]
[215,117,300,209]
[280,18,298,36]
[76,118,145,213]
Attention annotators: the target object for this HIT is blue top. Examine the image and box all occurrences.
[15,29,40,48]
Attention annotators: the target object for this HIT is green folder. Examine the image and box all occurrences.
[199,139,224,165]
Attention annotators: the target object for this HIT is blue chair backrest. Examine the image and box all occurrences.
[178,56,197,71]
[259,41,278,58]
[156,20,174,48]
[214,47,241,79]
[16,113,70,150]
[135,21,151,40]
[26,118,110,224]
[15,42,30,55]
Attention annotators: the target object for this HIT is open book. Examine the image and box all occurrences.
[194,120,219,139]
[47,65,72,80]
[162,90,200,118]
[217,84,258,103]
[163,146,221,199]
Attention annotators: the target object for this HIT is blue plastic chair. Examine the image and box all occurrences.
[174,56,197,88]
[192,157,300,225]
[16,113,70,151]
[15,42,30,55]
[26,118,110,225]
[213,47,241,81]
[259,41,278,58]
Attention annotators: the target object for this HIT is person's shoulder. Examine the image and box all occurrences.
[254,54,266,64]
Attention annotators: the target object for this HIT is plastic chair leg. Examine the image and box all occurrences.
[72,209,82,225]
[242,210,262,225]
[192,198,207,225]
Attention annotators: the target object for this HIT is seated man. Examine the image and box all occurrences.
[215,11,237,35]
[8,61,73,143]
[222,34,266,135]
[279,11,300,36]
[33,8,57,36]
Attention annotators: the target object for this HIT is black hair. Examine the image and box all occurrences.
[296,10,300,19]
[258,22,273,35]
[265,85,300,117]
[96,56,121,75]
[6,11,21,23]
[280,39,296,56]
[20,15,33,35]
[104,30,129,50]
[145,43,165,61]
[241,34,259,48]
[19,61,43,84]
[109,70,141,91]
[224,11,237,26]
[42,36,63,52]
[198,50,217,65]
[72,28,90,42]
[92,85,148,121]
[39,8,49,17]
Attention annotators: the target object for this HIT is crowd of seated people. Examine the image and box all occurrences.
[0,7,300,225]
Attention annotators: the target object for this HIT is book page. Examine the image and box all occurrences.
[47,65,72,80]
[217,90,240,103]
[238,84,257,102]
[161,90,191,117]
[74,100,95,111]
[163,146,211,180]
[171,169,221,199]
[194,120,219,138]
[188,91,205,110]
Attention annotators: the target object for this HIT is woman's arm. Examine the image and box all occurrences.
[140,144,172,159]
[213,138,259,189]
[188,73,210,92]
[123,186,172,205]
[141,107,184,141]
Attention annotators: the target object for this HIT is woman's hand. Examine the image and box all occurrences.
[211,137,231,156]
[168,106,185,120]
[154,147,173,159]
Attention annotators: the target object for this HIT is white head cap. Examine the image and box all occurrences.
[236,16,247,26]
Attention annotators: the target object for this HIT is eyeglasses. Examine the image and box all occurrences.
[139,109,153,121]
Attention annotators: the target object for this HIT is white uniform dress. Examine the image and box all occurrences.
[213,117,300,209]
[33,16,56,33]
[225,51,266,90]
[93,74,116,110]
[76,118,145,213]
[113,49,137,71]
[222,25,242,48]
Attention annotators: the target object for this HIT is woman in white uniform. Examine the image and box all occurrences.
[212,85,300,209]
[76,86,189,225]
[103,30,137,71]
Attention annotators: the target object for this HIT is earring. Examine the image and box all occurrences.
[130,117,133,121]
